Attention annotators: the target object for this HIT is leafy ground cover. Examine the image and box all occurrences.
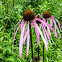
[0,0,62,62]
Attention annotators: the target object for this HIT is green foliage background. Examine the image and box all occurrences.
[0,0,62,62]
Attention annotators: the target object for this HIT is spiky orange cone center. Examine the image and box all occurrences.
[43,11,51,18]
[23,10,35,21]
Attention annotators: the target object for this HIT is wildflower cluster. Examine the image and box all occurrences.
[13,10,62,59]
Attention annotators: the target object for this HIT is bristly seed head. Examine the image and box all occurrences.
[43,11,51,18]
[34,56,38,61]
[33,56,41,61]
[23,10,35,21]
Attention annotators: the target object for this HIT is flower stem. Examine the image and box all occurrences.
[38,23,39,61]
[46,18,47,22]
[29,22,33,61]
[27,57,28,61]
[43,42,44,62]
[60,32,62,40]
[38,46,39,61]
[43,18,47,62]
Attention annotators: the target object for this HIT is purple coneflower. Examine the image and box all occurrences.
[43,11,61,39]
[30,56,41,62]
[12,10,61,59]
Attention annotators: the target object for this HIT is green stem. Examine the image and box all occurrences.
[43,18,47,62]
[38,46,39,61]
[27,57,28,61]
[38,23,39,61]
[43,42,44,62]
[29,22,33,62]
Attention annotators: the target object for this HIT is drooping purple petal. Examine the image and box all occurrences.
[20,21,24,32]
[14,20,22,39]
[51,16,62,31]
[59,34,61,38]
[22,24,28,44]
[52,19,58,38]
[39,19,54,43]
[23,24,29,44]
[52,18,61,38]
[44,18,53,42]
[33,20,48,52]
[35,23,39,46]
[15,21,24,37]
[47,28,50,39]
[23,31,28,44]
[45,28,51,44]
[50,18,61,38]
[42,24,48,46]
[31,22,34,27]
[50,17,53,27]
[15,20,23,27]
[26,21,29,57]
[35,18,53,31]
[50,17,57,38]
[47,27,54,43]
[13,20,24,44]
[40,23,42,29]
[35,18,54,43]
[19,21,27,58]
[44,18,53,43]
[44,19,51,39]
[12,20,24,52]
[43,23,54,44]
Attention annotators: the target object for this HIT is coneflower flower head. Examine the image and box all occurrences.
[43,11,51,18]
[43,11,62,39]
[34,56,41,61]
[23,10,35,21]
[30,56,41,62]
